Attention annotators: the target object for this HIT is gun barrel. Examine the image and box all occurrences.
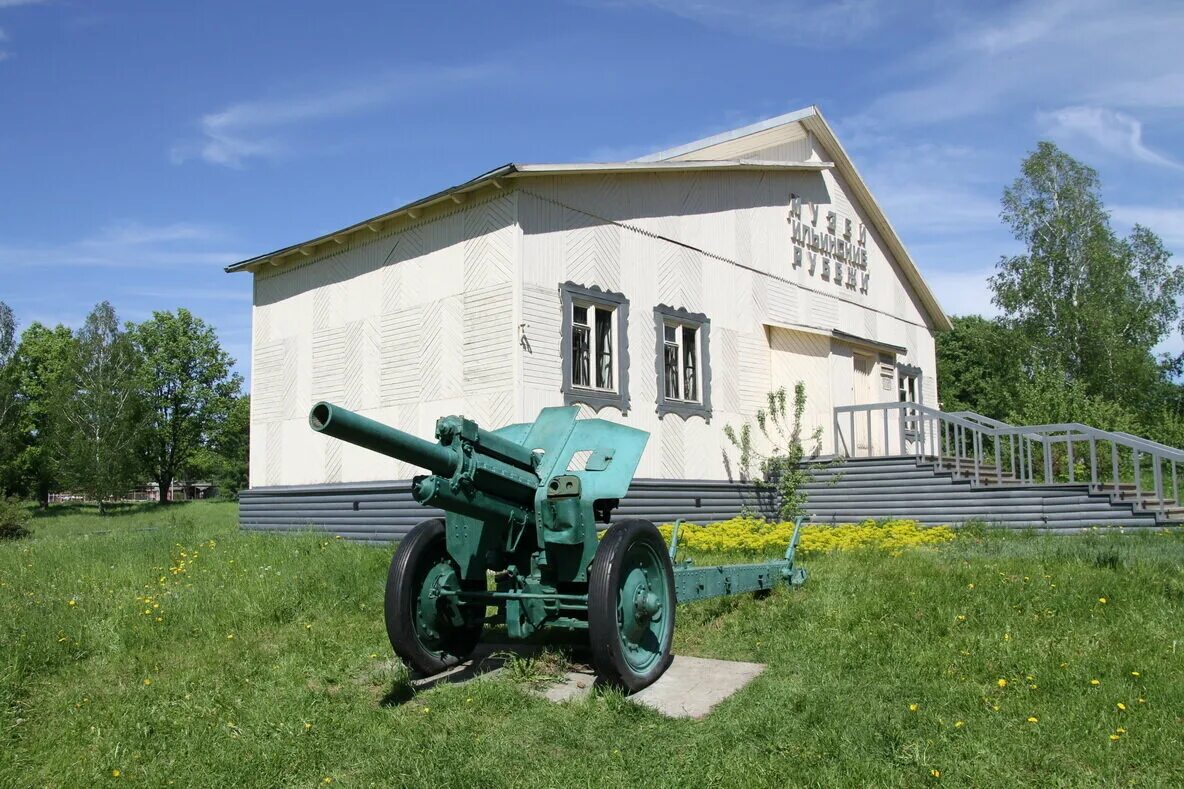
[309,401,457,476]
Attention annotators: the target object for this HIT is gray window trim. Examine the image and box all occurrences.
[560,282,630,414]
[654,304,712,421]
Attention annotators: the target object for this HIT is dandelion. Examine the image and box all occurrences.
[1116,727,1126,734]
[967,583,975,589]
[421,707,430,714]
[304,722,312,730]
[930,769,941,778]
[1138,698,1146,704]
[1116,702,1126,711]
[305,624,312,630]
[1098,597,1107,604]
[1109,734,1120,742]
[226,634,235,640]
[956,615,966,622]
[466,697,473,703]
[1027,716,1039,724]
[954,721,964,728]
[1130,671,1140,677]
[68,599,76,607]
[909,703,919,712]
[112,769,121,777]
[143,678,151,686]
[1089,679,1100,686]
[322,778,333,785]
[997,679,1008,688]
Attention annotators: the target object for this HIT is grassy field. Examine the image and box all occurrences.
[2,503,1182,787]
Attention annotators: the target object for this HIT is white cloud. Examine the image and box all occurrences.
[0,221,245,269]
[1038,106,1182,170]
[858,0,1184,126]
[594,0,888,43]
[920,267,1000,319]
[172,64,503,168]
[1110,205,1184,249]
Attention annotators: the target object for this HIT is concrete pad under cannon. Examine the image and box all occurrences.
[538,655,766,719]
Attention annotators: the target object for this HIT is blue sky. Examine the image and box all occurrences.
[2,0,1182,381]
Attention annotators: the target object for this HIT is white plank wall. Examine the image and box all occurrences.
[248,118,940,487]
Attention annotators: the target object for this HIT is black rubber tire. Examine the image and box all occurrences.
[587,519,676,692]
[385,518,483,676]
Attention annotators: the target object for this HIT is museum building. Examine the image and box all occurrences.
[226,106,951,540]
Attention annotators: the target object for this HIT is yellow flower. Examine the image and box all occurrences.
[68,599,76,607]
[1138,698,1146,704]
[1116,702,1126,711]
[1116,727,1126,734]
[226,634,235,640]
[1027,716,1039,723]
[304,722,312,730]
[956,615,966,622]
[997,678,1008,688]
[1098,597,1107,604]
[1130,671,1140,677]
[909,703,919,712]
[421,707,430,714]
[967,583,975,589]
[322,778,333,785]
[930,769,941,778]
[954,721,964,728]
[112,769,121,777]
[1089,679,1100,686]
[1109,734,1120,742]
[142,678,151,686]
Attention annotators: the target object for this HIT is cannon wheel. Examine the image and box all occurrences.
[385,518,484,676]
[588,519,676,692]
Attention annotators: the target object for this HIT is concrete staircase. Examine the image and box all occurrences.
[801,456,1174,531]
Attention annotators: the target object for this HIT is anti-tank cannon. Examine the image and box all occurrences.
[309,401,806,690]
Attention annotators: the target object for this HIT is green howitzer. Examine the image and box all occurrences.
[309,401,807,690]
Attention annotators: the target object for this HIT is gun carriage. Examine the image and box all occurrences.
[309,401,806,690]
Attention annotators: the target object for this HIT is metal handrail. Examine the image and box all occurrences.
[832,401,1184,517]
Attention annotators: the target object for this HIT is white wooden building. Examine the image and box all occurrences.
[228,106,951,538]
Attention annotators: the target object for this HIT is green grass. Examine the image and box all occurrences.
[2,503,1182,787]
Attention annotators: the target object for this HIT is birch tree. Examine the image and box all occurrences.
[55,302,142,512]
[990,142,1183,408]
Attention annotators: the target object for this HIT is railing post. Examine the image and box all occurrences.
[1153,453,1164,516]
[1044,439,1053,484]
[1067,438,1075,483]
[1111,442,1120,495]
[1174,461,1180,508]
[883,410,890,457]
[1134,450,1141,508]
[865,409,872,457]
[1089,438,1098,489]
[1009,434,1017,481]
[973,431,982,486]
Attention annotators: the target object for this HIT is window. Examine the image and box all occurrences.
[560,282,630,413]
[654,305,711,420]
[662,323,699,402]
[571,302,616,391]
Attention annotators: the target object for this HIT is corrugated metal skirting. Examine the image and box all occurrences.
[238,478,774,543]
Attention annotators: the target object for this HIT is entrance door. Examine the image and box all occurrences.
[852,353,876,454]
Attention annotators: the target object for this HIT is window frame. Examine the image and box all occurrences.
[654,304,712,421]
[897,363,922,431]
[560,282,630,413]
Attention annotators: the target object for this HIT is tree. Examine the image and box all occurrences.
[724,383,826,520]
[187,394,250,498]
[990,141,1184,410]
[131,309,242,503]
[54,302,142,513]
[935,315,1022,420]
[9,323,75,506]
[0,302,19,494]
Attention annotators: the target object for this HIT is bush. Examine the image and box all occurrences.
[0,496,31,540]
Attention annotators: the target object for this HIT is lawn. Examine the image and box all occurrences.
[2,502,1182,787]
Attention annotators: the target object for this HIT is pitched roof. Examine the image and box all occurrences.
[223,159,830,273]
[225,106,951,331]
